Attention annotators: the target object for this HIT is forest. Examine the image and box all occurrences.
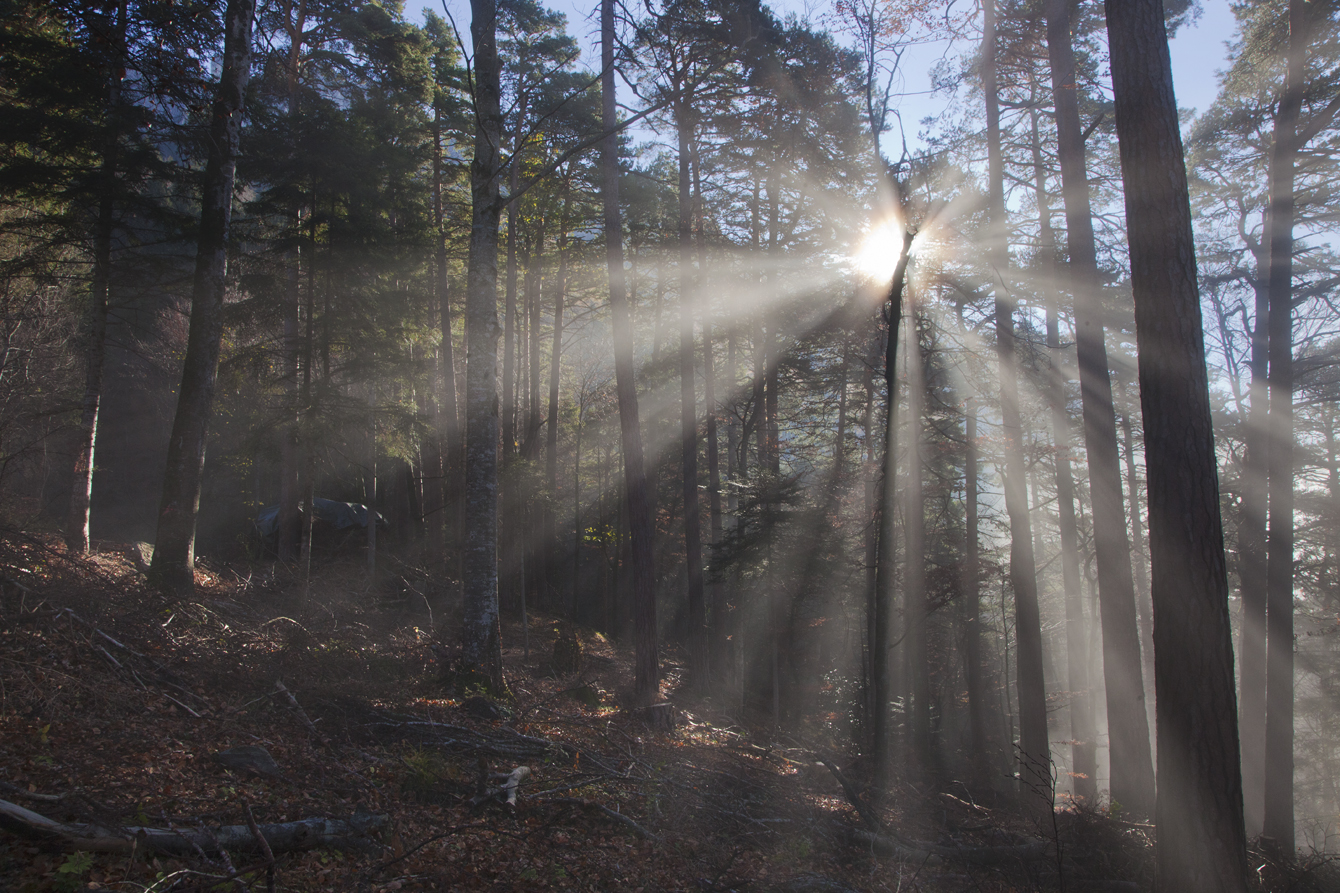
[1,0,1339,888]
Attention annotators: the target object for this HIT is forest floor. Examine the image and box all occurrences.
[0,529,1333,893]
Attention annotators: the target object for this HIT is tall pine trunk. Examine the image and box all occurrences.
[276,0,306,564]
[906,312,930,768]
[425,110,445,564]
[546,189,570,603]
[602,0,658,703]
[675,100,706,682]
[459,0,506,693]
[1044,0,1155,814]
[1262,0,1304,848]
[871,228,912,791]
[693,147,725,685]
[523,217,545,458]
[150,0,256,595]
[1048,301,1098,804]
[1238,251,1271,838]
[961,398,989,783]
[66,0,126,554]
[439,246,461,577]
[1119,402,1157,750]
[1031,107,1098,803]
[983,0,1048,797]
[1105,0,1247,883]
[502,100,525,459]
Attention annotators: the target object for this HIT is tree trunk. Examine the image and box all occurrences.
[1045,0,1155,815]
[1046,303,1098,805]
[522,215,545,459]
[1238,269,1269,838]
[365,397,377,580]
[68,0,130,554]
[863,328,879,752]
[905,311,930,769]
[459,0,506,693]
[1105,0,1247,883]
[693,145,725,686]
[439,242,461,578]
[1262,0,1304,849]
[503,100,525,459]
[764,179,781,479]
[676,99,706,683]
[276,0,307,565]
[1030,103,1098,803]
[546,188,570,604]
[1119,403,1157,756]
[602,0,658,703]
[421,105,447,568]
[150,0,256,596]
[572,396,584,619]
[961,398,989,784]
[871,228,913,792]
[300,200,318,595]
[983,0,1048,798]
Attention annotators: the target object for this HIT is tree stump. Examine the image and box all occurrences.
[551,627,583,676]
[636,703,675,732]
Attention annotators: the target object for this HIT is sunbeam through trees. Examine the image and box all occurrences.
[2,0,1340,888]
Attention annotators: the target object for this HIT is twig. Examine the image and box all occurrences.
[0,779,63,803]
[275,680,326,745]
[366,823,485,877]
[0,573,34,595]
[815,757,883,832]
[530,775,615,798]
[158,691,203,718]
[245,804,276,893]
[545,797,660,842]
[198,822,248,892]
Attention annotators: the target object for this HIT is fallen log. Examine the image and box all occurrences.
[0,798,386,855]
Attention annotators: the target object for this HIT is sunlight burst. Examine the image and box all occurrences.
[853,219,907,282]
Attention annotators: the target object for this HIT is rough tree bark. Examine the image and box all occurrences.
[905,311,929,768]
[276,0,307,564]
[1119,402,1157,747]
[1047,301,1098,805]
[983,0,1048,798]
[150,0,256,596]
[676,98,707,683]
[1030,103,1098,803]
[1262,0,1306,849]
[1044,0,1155,814]
[602,0,659,703]
[694,146,725,686]
[871,224,912,792]
[961,397,989,783]
[502,98,525,459]
[545,187,570,599]
[1239,269,1269,838]
[1104,0,1248,884]
[458,0,506,693]
[66,0,127,554]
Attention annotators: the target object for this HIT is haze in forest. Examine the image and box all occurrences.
[2,0,1339,889]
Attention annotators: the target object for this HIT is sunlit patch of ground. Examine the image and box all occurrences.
[0,529,1277,892]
